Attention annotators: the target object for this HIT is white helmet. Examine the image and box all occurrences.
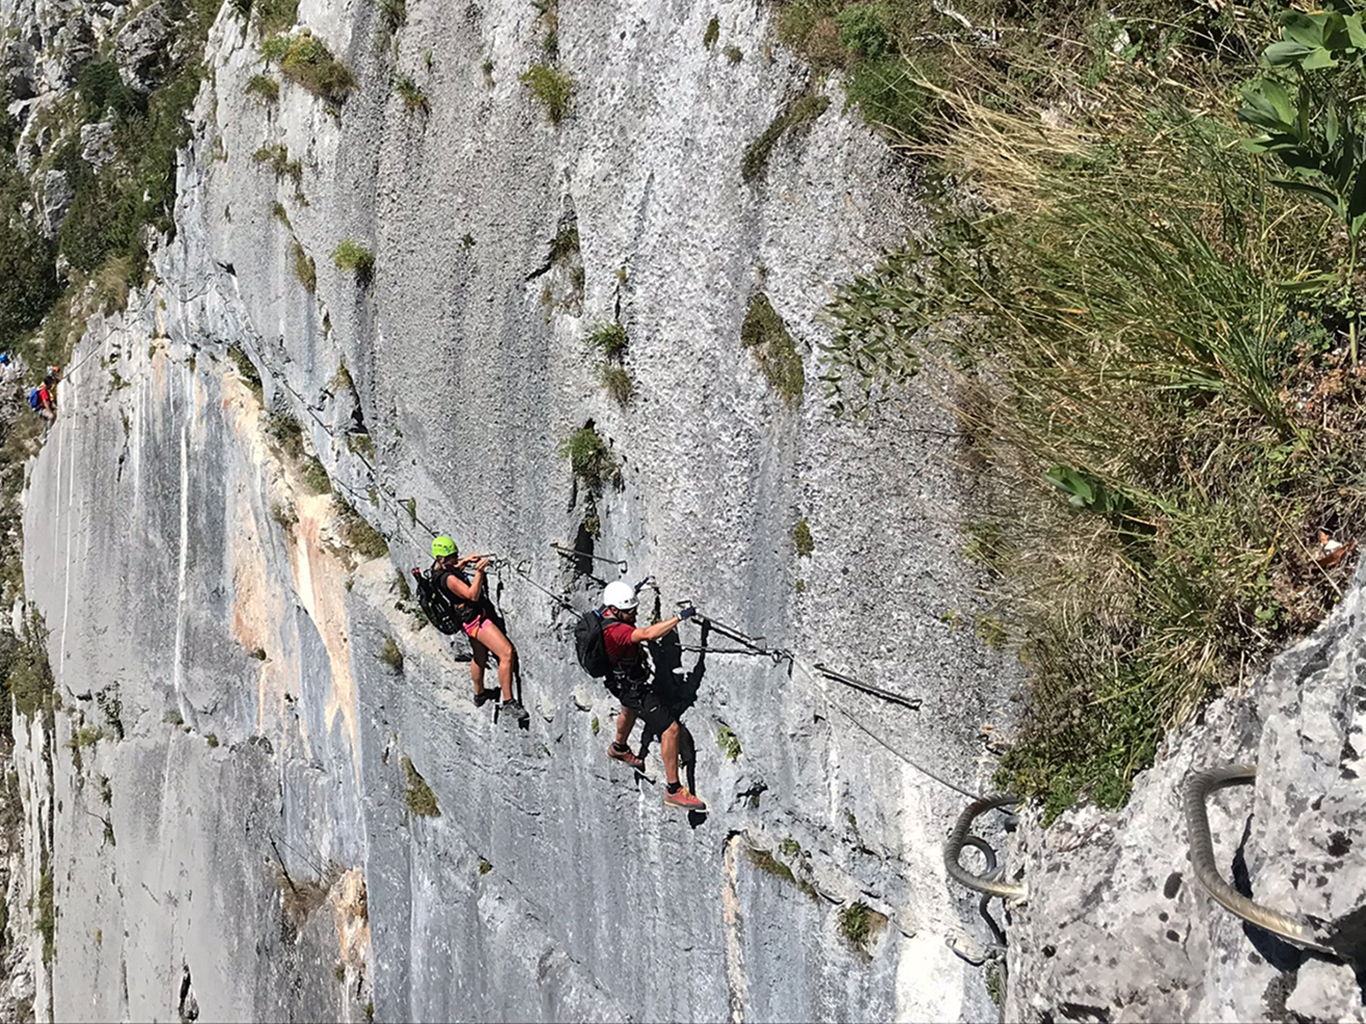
[602,580,638,611]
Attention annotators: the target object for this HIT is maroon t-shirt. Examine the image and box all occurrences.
[603,619,639,669]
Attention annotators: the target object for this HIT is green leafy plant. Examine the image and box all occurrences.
[741,293,804,403]
[703,14,720,48]
[331,239,375,283]
[394,73,429,113]
[559,425,620,491]
[838,901,885,958]
[380,637,404,672]
[586,321,629,359]
[1239,8,1366,362]
[740,92,829,183]
[717,725,741,761]
[520,64,574,124]
[402,755,439,817]
[245,74,280,101]
[261,31,356,103]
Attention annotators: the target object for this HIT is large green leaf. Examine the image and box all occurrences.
[1238,83,1295,131]
[1346,12,1366,47]
[1303,47,1339,69]
[1271,176,1343,214]
[1281,11,1328,47]
[1349,168,1366,234]
[1264,39,1315,65]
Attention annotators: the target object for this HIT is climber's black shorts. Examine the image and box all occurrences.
[607,677,676,738]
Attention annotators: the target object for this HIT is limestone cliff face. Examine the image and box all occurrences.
[5,0,1019,1019]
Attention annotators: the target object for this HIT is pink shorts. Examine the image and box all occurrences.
[462,615,488,639]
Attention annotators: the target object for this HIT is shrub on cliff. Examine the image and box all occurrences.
[519,64,574,124]
[261,31,355,104]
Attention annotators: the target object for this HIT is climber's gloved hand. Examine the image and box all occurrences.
[677,605,697,621]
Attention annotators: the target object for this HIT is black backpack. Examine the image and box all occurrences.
[411,568,462,635]
[574,609,614,678]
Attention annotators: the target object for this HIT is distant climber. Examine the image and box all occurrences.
[29,380,55,425]
[589,580,705,812]
[426,536,529,725]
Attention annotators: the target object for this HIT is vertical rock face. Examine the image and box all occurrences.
[10,0,1018,1020]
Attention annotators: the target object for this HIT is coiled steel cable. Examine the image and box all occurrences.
[944,794,1027,901]
[1183,763,1335,954]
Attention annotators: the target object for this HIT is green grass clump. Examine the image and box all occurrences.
[741,293,804,403]
[520,64,574,124]
[402,755,439,817]
[261,31,356,104]
[333,497,390,559]
[253,143,302,184]
[265,413,306,459]
[598,365,634,407]
[838,901,884,958]
[586,322,629,359]
[293,242,317,293]
[332,239,375,283]
[245,74,280,102]
[228,345,264,402]
[740,92,829,183]
[703,14,720,48]
[394,73,429,113]
[379,637,404,672]
[817,21,1366,817]
[717,725,741,761]
[37,865,54,965]
[6,616,56,720]
[793,518,813,557]
[300,456,331,494]
[559,425,620,491]
[477,857,493,875]
[370,0,406,37]
[254,0,299,34]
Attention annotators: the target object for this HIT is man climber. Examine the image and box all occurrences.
[429,536,529,725]
[599,580,705,812]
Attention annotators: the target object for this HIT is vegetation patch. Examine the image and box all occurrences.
[740,91,829,183]
[332,239,375,283]
[741,293,804,403]
[402,755,439,817]
[394,73,429,113]
[813,2,1366,817]
[245,74,280,102]
[838,900,885,959]
[717,725,742,761]
[261,31,356,104]
[704,14,720,48]
[598,364,634,407]
[379,637,404,672]
[586,322,629,360]
[228,345,264,402]
[559,425,620,491]
[253,143,302,185]
[293,241,317,293]
[520,64,574,124]
[794,518,814,557]
[300,455,331,494]
[265,412,306,460]
[334,497,390,560]
[744,845,819,900]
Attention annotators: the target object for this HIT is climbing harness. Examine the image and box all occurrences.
[813,662,922,712]
[550,542,627,576]
[1184,763,1337,955]
[944,795,1026,901]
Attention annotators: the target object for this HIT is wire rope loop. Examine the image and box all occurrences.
[1183,763,1335,955]
[945,795,1027,901]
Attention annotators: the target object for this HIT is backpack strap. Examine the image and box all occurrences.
[431,565,482,625]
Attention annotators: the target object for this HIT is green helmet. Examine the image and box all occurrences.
[431,535,457,558]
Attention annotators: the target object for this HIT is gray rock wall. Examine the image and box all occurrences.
[7,0,1019,1019]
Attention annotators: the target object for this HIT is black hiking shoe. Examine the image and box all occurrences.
[473,688,498,708]
[499,699,530,725]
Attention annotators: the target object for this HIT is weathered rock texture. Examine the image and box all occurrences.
[5,0,1020,1020]
[1005,565,1366,1021]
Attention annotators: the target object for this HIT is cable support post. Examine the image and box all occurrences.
[549,542,628,576]
[813,662,922,711]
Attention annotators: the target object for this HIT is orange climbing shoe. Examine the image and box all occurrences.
[664,786,706,812]
[607,743,645,770]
